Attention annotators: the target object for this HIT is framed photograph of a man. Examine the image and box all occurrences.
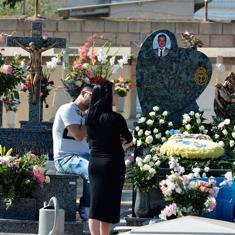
[153,33,171,57]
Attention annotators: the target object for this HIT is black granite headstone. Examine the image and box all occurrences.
[136,30,212,126]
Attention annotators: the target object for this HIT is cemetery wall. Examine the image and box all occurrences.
[0,18,235,49]
[1,18,235,125]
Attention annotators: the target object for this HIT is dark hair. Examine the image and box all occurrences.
[86,80,113,126]
[158,34,166,41]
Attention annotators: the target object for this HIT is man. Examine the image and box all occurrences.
[214,72,235,118]
[155,34,169,57]
[53,85,93,220]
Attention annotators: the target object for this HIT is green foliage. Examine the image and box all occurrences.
[0,147,49,208]
[0,0,65,18]
[129,146,167,191]
[0,53,26,99]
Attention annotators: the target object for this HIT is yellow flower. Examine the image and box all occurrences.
[160,134,224,159]
[45,176,50,184]
[33,165,44,174]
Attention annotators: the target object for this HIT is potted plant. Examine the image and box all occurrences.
[0,145,50,211]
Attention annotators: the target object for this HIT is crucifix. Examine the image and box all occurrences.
[6,20,66,127]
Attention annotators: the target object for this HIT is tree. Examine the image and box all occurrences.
[0,0,65,17]
[3,0,23,8]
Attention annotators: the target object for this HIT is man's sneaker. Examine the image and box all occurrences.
[78,206,89,221]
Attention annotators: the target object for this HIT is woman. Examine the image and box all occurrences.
[86,80,132,235]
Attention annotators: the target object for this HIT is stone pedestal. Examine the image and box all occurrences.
[0,198,37,220]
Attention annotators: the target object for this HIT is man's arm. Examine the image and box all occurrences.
[66,124,87,141]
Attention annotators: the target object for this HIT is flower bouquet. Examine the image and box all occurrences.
[159,159,219,220]
[63,34,132,99]
[0,51,26,100]
[0,145,49,208]
[211,118,235,157]
[2,88,20,112]
[133,106,173,149]
[179,109,208,135]
[130,146,166,192]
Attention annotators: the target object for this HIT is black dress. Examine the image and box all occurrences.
[87,112,132,223]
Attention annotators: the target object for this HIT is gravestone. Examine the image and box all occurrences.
[136,30,212,126]
[0,19,66,157]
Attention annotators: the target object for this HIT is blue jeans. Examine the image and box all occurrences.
[54,153,90,208]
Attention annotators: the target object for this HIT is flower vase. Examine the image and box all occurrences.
[134,188,151,218]
[6,110,16,128]
[116,96,125,113]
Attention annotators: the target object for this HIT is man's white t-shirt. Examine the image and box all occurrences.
[53,102,89,159]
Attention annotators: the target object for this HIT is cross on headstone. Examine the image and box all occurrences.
[6,21,66,127]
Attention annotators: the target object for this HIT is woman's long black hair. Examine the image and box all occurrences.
[86,80,113,126]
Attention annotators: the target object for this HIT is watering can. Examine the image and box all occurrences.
[38,197,65,235]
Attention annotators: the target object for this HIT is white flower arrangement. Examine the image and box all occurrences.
[211,118,235,156]
[180,109,208,134]
[133,106,172,149]
[130,146,165,191]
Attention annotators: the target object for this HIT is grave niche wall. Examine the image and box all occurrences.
[0,127,53,157]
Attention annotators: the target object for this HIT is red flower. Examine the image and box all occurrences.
[90,76,106,84]
[26,79,31,90]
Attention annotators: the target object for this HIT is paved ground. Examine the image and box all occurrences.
[77,178,133,234]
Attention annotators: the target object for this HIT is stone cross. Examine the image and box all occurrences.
[7,21,66,127]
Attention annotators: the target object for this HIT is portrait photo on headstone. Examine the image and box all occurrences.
[152,32,171,57]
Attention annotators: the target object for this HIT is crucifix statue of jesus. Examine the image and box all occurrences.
[13,39,57,104]
[6,0,66,125]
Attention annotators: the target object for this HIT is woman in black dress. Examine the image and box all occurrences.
[86,80,132,235]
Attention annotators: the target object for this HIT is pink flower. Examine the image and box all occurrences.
[73,58,82,69]
[199,186,209,193]
[159,203,177,220]
[118,76,124,82]
[160,179,173,197]
[207,196,216,212]
[125,154,134,167]
[33,171,45,187]
[2,64,13,74]
[42,32,49,40]
[90,49,96,65]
